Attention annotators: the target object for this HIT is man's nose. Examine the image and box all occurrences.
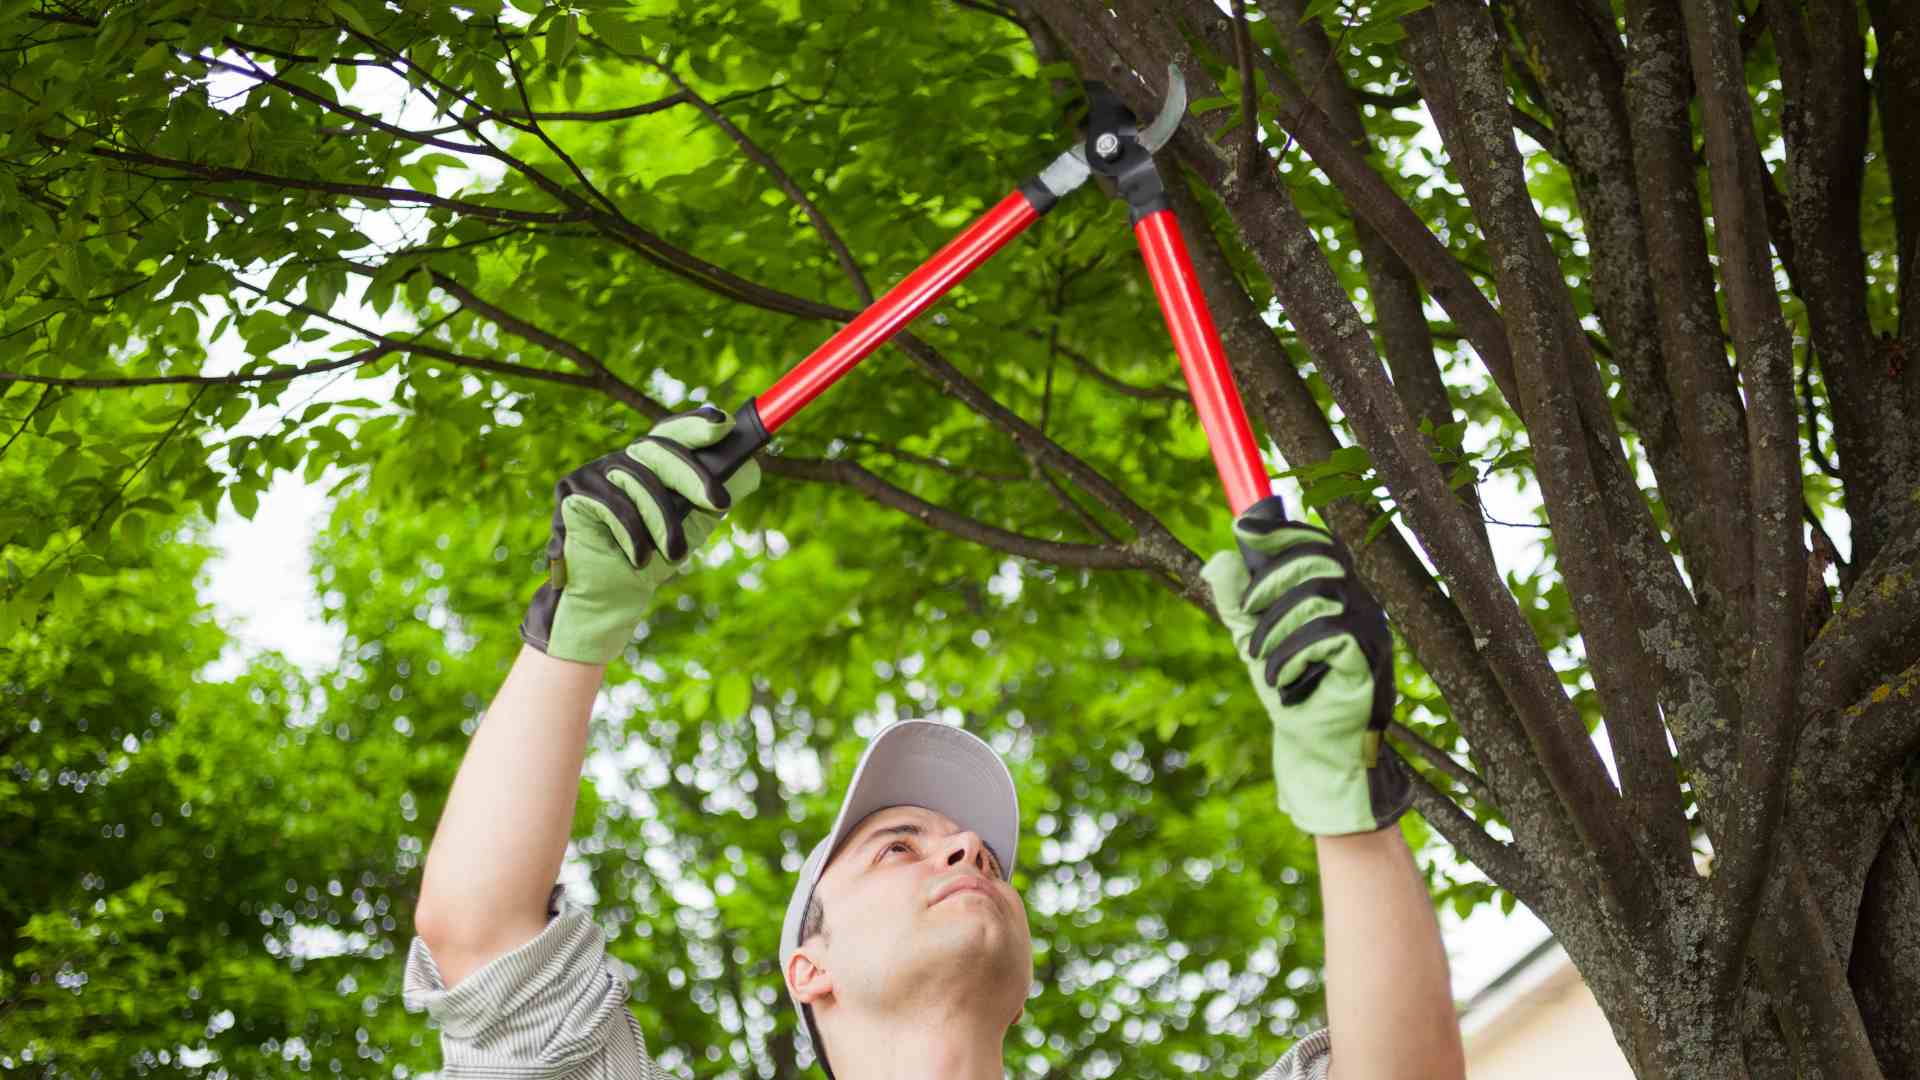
[944,831,993,876]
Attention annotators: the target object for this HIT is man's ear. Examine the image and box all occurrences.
[787,946,834,1007]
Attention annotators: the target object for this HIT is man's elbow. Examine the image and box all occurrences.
[1327,1023,1465,1080]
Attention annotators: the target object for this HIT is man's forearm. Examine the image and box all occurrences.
[414,643,606,987]
[1317,828,1466,1080]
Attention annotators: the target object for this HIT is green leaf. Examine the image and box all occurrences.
[229,482,260,521]
[811,665,841,705]
[682,681,710,721]
[134,40,172,74]
[325,0,375,36]
[547,13,578,68]
[591,14,651,53]
[3,247,53,302]
[716,672,750,718]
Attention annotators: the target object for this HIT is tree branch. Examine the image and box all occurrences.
[1843,655,1920,779]
[1679,0,1809,1003]
[1171,0,1525,415]
[1802,511,1920,725]
[1388,721,1498,812]
[1800,345,1844,482]
[0,386,57,463]
[1261,0,1493,553]
[628,47,873,305]
[1047,30,1615,917]
[1402,3,1675,914]
[1015,333,1185,400]
[1395,749,1544,909]
[761,455,1147,571]
[54,137,589,225]
[421,271,659,419]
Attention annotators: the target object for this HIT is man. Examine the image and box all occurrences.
[405,409,1467,1079]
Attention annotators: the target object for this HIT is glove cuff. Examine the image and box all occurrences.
[518,579,629,666]
[1362,747,1415,833]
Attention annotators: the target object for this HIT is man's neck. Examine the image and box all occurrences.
[819,1003,1007,1080]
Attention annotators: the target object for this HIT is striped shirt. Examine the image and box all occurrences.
[404,900,1332,1079]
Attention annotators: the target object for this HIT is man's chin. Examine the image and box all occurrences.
[918,913,1030,982]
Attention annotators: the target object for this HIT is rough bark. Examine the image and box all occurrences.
[1850,762,1920,1079]
[1770,0,1916,574]
[1872,2,1920,442]
[1619,0,1756,658]
[1258,0,1494,556]
[1423,0,1696,885]
[1508,0,1729,645]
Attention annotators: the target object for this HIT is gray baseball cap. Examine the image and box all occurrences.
[777,719,1021,1078]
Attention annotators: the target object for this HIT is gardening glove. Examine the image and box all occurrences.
[1202,495,1413,835]
[519,405,761,665]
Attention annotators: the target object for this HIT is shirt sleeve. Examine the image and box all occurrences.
[403,895,664,1079]
[1257,1028,1333,1080]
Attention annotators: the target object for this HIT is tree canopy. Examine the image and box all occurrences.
[4,0,1918,1077]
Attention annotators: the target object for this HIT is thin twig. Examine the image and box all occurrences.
[1231,0,1261,189]
[1270,0,1364,169]
[948,0,1028,30]
[1018,333,1185,400]
[625,44,873,304]
[19,385,212,598]
[1799,343,1843,481]
[835,434,1023,483]
[1389,720,1499,811]
[495,28,626,220]
[0,386,57,463]
[763,455,1145,570]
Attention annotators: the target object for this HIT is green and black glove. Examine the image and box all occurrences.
[1202,496,1413,835]
[520,406,761,665]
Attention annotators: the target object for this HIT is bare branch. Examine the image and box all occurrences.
[1679,0,1809,997]
[1842,656,1920,778]
[834,434,1023,483]
[626,47,874,304]
[1395,749,1544,908]
[421,272,659,419]
[1016,333,1185,400]
[948,0,1029,30]
[762,455,1147,571]
[0,386,57,463]
[1800,345,1844,482]
[1389,721,1499,812]
[1230,0,1260,190]
[0,347,394,390]
[55,137,589,225]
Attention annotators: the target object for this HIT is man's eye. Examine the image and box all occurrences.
[885,841,913,856]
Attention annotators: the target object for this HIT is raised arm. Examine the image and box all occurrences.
[412,406,761,988]
[413,647,605,986]
[1204,496,1465,1080]
[1316,829,1463,1080]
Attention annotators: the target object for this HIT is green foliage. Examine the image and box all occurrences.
[6,0,1821,1073]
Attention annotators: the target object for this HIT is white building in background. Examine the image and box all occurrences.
[1459,937,1634,1078]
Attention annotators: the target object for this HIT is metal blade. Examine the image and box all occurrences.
[1138,64,1187,155]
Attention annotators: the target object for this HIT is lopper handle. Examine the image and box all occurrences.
[1131,209,1271,516]
[1232,493,1292,583]
[656,399,771,540]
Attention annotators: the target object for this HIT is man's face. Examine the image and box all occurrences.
[798,803,1034,1026]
